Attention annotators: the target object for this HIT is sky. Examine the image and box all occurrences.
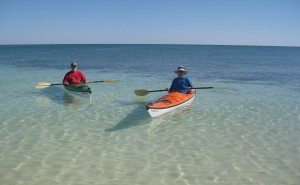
[0,0,300,46]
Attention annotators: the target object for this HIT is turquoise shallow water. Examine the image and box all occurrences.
[0,45,300,185]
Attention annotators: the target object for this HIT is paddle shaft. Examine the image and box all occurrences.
[49,80,114,86]
[90,80,113,83]
[150,87,213,92]
[134,86,213,96]
[148,89,168,93]
[192,87,213,89]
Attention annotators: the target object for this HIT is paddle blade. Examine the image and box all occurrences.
[35,82,51,89]
[134,89,149,96]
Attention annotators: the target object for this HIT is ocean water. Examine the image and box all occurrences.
[0,44,299,185]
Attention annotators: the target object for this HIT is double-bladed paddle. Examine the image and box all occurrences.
[35,80,117,89]
[134,87,213,96]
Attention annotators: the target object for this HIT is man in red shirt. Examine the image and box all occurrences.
[63,62,88,86]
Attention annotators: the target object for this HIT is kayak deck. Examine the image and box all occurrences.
[64,84,92,98]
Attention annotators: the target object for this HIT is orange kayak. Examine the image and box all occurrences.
[146,90,196,117]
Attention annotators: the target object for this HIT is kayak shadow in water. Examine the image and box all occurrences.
[105,102,150,132]
[35,86,64,104]
[62,93,87,106]
[35,86,86,106]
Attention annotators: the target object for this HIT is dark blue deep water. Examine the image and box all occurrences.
[1,44,299,86]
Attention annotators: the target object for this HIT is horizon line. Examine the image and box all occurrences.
[0,43,299,48]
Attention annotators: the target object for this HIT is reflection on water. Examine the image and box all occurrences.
[35,96,51,106]
[63,92,77,103]
[62,93,87,108]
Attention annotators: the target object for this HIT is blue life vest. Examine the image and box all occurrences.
[169,77,192,93]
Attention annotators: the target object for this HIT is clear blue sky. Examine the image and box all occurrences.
[0,0,299,46]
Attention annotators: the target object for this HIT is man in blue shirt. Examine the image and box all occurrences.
[169,66,193,93]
